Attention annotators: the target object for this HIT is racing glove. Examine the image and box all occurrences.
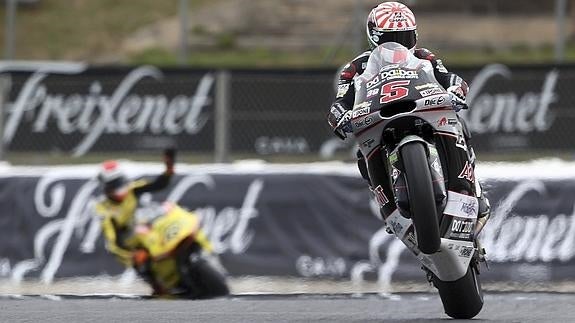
[133,249,150,267]
[447,85,468,112]
[163,148,177,175]
[327,102,353,140]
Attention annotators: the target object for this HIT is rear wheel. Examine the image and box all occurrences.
[400,142,441,254]
[188,257,230,299]
[432,266,484,319]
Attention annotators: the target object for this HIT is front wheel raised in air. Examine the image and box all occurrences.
[400,142,441,254]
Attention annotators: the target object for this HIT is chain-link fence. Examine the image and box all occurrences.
[230,71,334,156]
[1,61,575,164]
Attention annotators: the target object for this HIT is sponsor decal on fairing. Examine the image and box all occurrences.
[443,191,478,219]
[337,84,350,97]
[458,161,475,183]
[391,167,401,181]
[423,95,447,107]
[419,87,444,97]
[455,132,468,151]
[437,117,458,127]
[448,218,475,240]
[415,83,440,90]
[366,88,379,98]
[352,106,370,118]
[354,116,373,129]
[431,158,442,175]
[372,185,389,207]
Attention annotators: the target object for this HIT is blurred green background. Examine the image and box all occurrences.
[1,0,573,67]
[0,0,573,165]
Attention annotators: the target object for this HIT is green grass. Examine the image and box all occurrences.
[3,1,574,67]
[129,47,357,68]
[129,44,575,69]
[0,0,209,60]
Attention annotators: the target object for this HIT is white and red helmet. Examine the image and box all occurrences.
[366,2,417,50]
[97,160,128,200]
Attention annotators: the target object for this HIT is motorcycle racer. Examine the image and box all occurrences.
[94,149,176,291]
[327,2,490,237]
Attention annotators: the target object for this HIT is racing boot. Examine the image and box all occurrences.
[466,142,490,266]
[471,174,490,268]
[465,143,491,235]
[474,177,491,236]
[133,250,166,296]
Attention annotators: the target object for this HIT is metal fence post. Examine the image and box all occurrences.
[352,1,364,55]
[178,0,190,65]
[0,76,8,161]
[4,0,17,60]
[555,0,567,63]
[215,70,230,163]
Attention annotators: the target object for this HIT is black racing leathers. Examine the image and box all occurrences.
[327,48,469,136]
[327,48,478,221]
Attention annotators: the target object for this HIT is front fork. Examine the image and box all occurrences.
[364,130,477,240]
[387,136,447,220]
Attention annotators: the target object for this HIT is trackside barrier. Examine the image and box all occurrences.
[0,160,573,284]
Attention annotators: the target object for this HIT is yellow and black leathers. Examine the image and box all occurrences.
[95,172,173,265]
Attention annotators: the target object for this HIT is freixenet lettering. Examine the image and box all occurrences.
[10,173,263,283]
[3,64,215,156]
[296,255,347,278]
[167,175,263,254]
[481,180,575,263]
[343,180,575,288]
[462,64,558,134]
[254,136,310,155]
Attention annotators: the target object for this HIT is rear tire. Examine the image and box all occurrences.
[432,266,484,319]
[190,258,230,299]
[400,142,441,254]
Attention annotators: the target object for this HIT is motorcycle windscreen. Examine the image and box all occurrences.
[353,42,437,113]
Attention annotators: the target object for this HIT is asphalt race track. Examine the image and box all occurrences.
[1,292,573,322]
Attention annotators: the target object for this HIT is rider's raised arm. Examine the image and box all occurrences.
[132,173,172,196]
[133,148,176,197]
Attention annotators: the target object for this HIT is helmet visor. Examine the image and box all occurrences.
[377,30,417,50]
[103,176,127,193]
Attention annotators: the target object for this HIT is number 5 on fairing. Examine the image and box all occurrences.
[380,80,410,104]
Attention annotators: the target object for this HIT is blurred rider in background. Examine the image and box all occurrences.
[327,2,490,240]
[94,148,176,292]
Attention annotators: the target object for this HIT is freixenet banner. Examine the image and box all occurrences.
[1,164,575,284]
[1,62,573,157]
[0,63,216,156]
[456,64,568,153]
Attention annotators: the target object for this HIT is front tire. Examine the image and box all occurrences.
[400,142,441,254]
[432,266,484,319]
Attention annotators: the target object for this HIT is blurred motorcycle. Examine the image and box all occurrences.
[128,201,229,299]
[350,42,483,319]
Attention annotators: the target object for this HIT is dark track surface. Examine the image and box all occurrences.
[0,292,572,322]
